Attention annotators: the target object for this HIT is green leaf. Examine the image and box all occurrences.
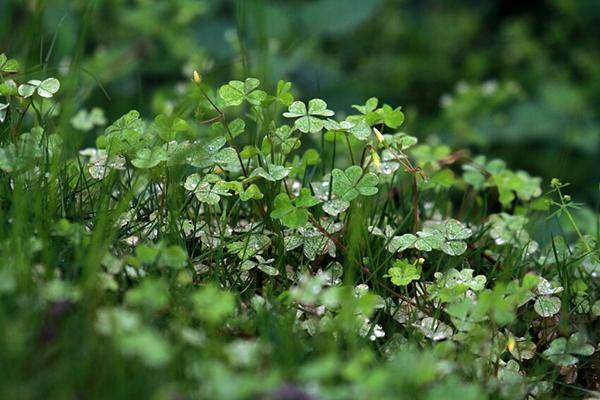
[386,259,421,286]
[332,165,379,201]
[192,285,236,325]
[0,54,19,73]
[534,296,561,317]
[184,174,231,205]
[414,230,445,251]
[159,245,188,269]
[219,78,266,106]
[283,99,334,133]
[154,114,188,141]
[381,104,404,128]
[240,184,263,201]
[566,333,595,356]
[322,198,350,216]
[37,78,60,98]
[271,193,309,229]
[131,147,167,169]
[249,164,291,182]
[71,108,106,131]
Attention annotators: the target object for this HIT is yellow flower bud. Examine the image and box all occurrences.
[193,70,202,83]
[373,127,384,143]
[507,335,516,353]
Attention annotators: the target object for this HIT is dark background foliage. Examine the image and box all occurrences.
[1,0,598,202]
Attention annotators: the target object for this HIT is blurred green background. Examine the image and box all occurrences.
[1,0,598,203]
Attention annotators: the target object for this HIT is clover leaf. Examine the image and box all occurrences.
[241,255,278,276]
[349,98,404,129]
[184,174,231,205]
[131,147,168,169]
[386,259,421,286]
[534,296,561,318]
[153,114,189,142]
[0,54,19,73]
[283,99,334,133]
[219,78,266,106]
[284,222,342,261]
[543,333,595,366]
[249,163,292,182]
[332,165,379,202]
[71,108,106,131]
[271,125,301,154]
[434,268,487,292]
[271,189,319,229]
[322,198,350,216]
[239,184,263,201]
[18,78,60,98]
[228,234,271,260]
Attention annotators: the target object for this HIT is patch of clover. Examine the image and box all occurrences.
[542,333,595,366]
[488,213,539,256]
[283,98,334,133]
[284,221,343,261]
[370,219,472,256]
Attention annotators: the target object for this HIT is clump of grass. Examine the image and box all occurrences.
[0,57,598,399]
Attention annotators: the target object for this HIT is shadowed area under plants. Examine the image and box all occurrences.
[0,56,598,399]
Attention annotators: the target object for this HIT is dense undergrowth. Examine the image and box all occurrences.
[0,55,598,399]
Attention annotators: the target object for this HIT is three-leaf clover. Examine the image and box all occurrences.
[543,333,595,366]
[241,255,278,276]
[18,78,60,98]
[271,188,320,229]
[184,174,231,205]
[249,163,292,182]
[70,108,106,131]
[283,99,334,133]
[219,78,266,106]
[386,259,421,286]
[131,147,168,169]
[332,165,379,201]
[153,114,189,141]
[0,54,19,73]
[284,222,342,261]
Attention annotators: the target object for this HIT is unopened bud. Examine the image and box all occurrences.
[193,70,202,83]
[373,127,384,143]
